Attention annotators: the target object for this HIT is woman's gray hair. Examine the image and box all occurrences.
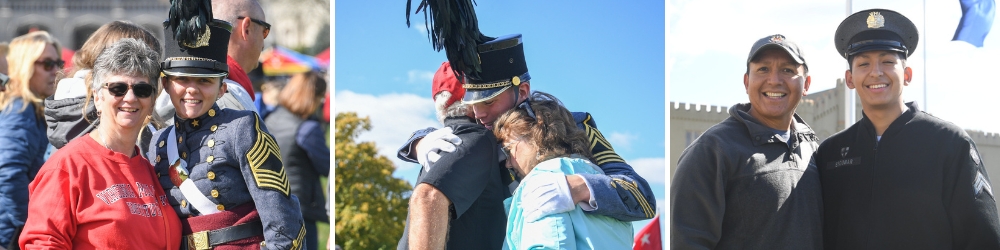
[90,38,161,94]
[434,90,468,124]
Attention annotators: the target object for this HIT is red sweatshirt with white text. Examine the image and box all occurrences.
[20,135,181,249]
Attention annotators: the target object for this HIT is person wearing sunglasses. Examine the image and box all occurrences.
[0,30,61,248]
[44,21,162,158]
[150,9,305,249]
[493,92,632,250]
[19,38,182,249]
[397,62,507,249]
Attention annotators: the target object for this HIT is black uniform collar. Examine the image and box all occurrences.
[730,103,816,147]
[174,104,222,132]
[859,101,919,141]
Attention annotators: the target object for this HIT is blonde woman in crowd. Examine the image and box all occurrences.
[0,30,61,248]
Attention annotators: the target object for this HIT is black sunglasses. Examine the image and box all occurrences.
[103,82,155,98]
[0,73,8,88]
[238,16,271,38]
[35,59,65,72]
[517,100,537,120]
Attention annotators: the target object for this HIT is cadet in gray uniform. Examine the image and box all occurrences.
[147,3,306,249]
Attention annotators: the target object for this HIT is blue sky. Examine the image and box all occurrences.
[670,0,1000,133]
[333,1,666,236]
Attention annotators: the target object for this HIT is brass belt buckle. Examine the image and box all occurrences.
[188,231,210,250]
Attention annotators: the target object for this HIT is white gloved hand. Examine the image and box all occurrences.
[520,172,575,221]
[415,127,462,171]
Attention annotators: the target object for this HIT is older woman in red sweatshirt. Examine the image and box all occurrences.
[19,38,181,249]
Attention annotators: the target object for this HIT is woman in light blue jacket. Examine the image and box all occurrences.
[493,92,633,250]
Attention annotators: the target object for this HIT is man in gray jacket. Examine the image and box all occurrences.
[670,34,822,249]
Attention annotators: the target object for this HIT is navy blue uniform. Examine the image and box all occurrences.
[817,102,1000,249]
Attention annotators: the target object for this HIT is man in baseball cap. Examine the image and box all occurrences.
[672,33,822,249]
[397,61,507,249]
[815,9,1000,249]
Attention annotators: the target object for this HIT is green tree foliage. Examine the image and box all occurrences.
[334,112,411,249]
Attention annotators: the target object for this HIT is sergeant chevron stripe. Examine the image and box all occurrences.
[613,178,654,218]
[247,117,290,196]
[582,116,624,165]
[975,171,994,198]
[290,224,306,250]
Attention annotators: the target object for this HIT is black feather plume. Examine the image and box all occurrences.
[406,0,493,81]
[166,0,214,47]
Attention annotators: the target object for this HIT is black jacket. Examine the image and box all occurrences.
[264,106,329,222]
[817,102,1000,249]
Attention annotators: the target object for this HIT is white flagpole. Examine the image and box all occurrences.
[846,0,856,125]
[923,0,928,112]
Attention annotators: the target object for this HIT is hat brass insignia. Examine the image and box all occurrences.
[512,76,521,86]
[867,11,885,29]
[770,35,784,43]
[181,28,212,48]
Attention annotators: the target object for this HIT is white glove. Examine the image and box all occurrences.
[415,127,462,171]
[520,172,575,221]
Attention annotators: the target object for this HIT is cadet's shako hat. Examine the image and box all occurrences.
[462,34,530,104]
[160,20,231,78]
[747,34,807,68]
[431,61,465,109]
[835,9,919,59]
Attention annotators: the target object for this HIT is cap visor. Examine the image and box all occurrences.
[750,44,804,64]
[847,45,907,57]
[162,68,228,78]
[462,86,511,105]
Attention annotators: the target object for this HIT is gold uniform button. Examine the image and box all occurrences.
[178,137,182,143]
[181,152,187,159]
[208,109,216,117]
[158,141,164,147]
[210,125,218,132]
[207,171,216,180]
[207,139,215,148]
[211,189,219,198]
[260,241,266,248]
[206,155,215,163]
[216,204,225,211]
[180,200,187,208]
[155,155,161,163]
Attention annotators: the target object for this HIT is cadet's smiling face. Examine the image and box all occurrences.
[743,49,811,130]
[163,75,226,119]
[846,50,911,111]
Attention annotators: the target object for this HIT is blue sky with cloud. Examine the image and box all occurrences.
[334,1,666,235]
[670,0,1000,133]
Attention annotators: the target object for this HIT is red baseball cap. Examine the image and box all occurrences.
[431,61,465,108]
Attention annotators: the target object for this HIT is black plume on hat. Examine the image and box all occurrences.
[406,0,495,81]
[166,0,214,48]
